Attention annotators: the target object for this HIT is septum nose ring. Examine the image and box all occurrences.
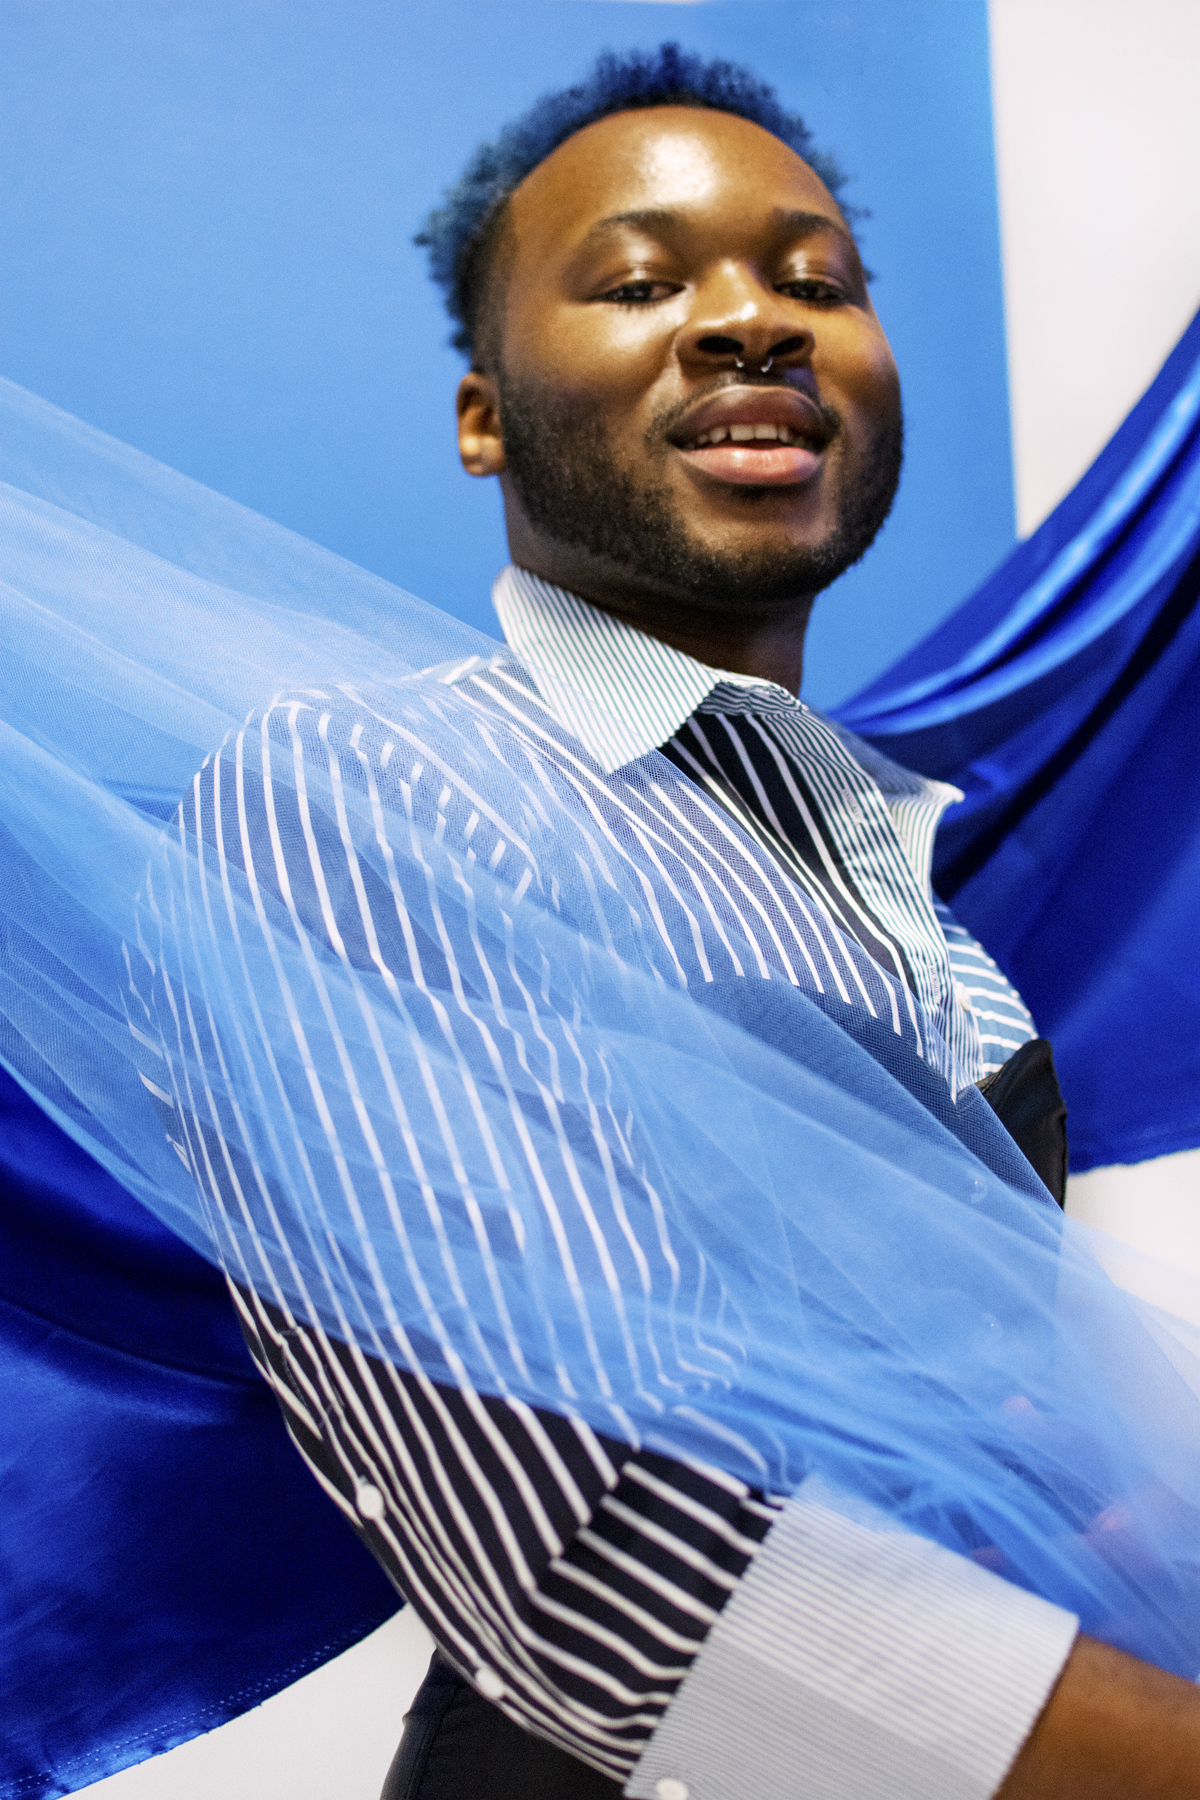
[734,355,773,374]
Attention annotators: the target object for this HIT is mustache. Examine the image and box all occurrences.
[645,375,843,453]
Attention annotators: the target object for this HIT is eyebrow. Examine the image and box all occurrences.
[582,206,855,248]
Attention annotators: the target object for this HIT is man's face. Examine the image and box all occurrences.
[458,105,903,634]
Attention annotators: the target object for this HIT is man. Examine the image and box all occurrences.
[154,46,1200,1800]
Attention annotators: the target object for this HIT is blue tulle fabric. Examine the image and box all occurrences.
[842,307,1200,1170]
[3,334,1200,1800]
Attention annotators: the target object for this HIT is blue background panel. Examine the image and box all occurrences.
[0,0,1014,707]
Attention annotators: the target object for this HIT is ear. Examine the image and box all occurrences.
[456,372,506,477]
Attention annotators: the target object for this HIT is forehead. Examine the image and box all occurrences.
[507,105,844,255]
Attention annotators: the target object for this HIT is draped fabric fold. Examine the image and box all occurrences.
[2,309,1199,1797]
[0,1057,400,1798]
[840,307,1200,1170]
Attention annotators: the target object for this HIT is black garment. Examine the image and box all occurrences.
[382,1654,623,1800]
[979,1037,1069,1205]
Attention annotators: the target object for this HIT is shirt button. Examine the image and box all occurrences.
[355,1482,385,1521]
[475,1664,506,1701]
[656,1781,689,1800]
[955,981,975,1013]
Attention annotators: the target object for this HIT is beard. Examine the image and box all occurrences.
[496,368,904,609]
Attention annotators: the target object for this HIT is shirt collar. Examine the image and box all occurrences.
[493,565,799,773]
[490,565,963,905]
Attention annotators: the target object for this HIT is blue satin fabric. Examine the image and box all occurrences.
[0,1061,398,1798]
[840,308,1200,1171]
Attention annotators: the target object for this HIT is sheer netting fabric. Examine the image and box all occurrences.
[5,376,1200,1680]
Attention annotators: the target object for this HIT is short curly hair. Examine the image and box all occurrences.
[415,42,850,367]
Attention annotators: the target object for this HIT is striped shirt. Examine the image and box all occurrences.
[141,578,1072,1800]
[494,565,1037,1080]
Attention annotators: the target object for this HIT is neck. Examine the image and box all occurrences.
[507,537,815,698]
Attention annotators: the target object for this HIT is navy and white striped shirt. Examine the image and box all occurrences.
[494,565,1037,1082]
[144,571,1073,1800]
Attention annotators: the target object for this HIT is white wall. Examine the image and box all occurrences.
[79,1611,434,1800]
[989,0,1200,534]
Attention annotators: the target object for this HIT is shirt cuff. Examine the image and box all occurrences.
[624,1484,1078,1800]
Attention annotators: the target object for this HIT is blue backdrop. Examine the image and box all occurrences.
[0,0,1013,708]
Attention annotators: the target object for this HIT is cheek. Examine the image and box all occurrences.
[509,302,681,413]
[817,321,901,417]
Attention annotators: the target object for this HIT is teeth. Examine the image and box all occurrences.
[687,422,808,450]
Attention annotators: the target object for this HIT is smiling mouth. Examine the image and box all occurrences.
[673,420,829,489]
[668,387,835,488]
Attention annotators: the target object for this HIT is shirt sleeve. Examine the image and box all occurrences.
[230,1281,777,1782]
[233,1283,1075,1797]
[625,1486,1078,1800]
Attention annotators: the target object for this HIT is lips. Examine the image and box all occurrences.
[669,385,833,488]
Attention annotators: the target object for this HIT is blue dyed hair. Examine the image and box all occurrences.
[416,42,850,365]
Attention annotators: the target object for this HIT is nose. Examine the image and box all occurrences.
[693,333,809,375]
[678,261,814,375]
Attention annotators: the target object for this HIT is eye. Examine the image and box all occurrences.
[595,278,682,307]
[776,277,848,307]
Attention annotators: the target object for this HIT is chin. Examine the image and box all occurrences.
[692,517,836,566]
[678,486,833,543]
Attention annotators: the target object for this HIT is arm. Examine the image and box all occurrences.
[231,1281,780,1783]
[246,1279,1200,1800]
[236,1281,1082,1798]
[630,1491,1200,1800]
[999,1634,1200,1800]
